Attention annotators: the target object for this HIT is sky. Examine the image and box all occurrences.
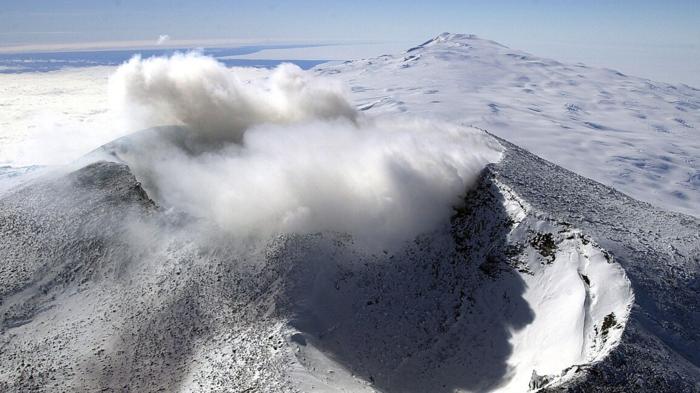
[1,0,699,85]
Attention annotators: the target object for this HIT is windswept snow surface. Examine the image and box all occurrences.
[318,33,700,217]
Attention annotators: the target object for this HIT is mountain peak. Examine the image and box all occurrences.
[434,32,479,42]
[409,32,507,52]
[419,32,478,46]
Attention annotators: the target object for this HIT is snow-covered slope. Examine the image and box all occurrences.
[317,33,700,218]
[1,126,697,392]
[491,137,699,391]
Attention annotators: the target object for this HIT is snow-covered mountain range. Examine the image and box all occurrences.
[0,34,698,392]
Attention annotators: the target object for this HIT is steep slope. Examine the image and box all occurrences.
[492,137,700,391]
[317,33,700,217]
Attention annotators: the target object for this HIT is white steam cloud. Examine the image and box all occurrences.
[104,54,502,246]
[108,53,357,142]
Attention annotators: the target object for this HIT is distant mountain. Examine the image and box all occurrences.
[318,32,700,218]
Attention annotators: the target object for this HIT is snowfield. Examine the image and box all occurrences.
[318,33,700,218]
[0,34,698,392]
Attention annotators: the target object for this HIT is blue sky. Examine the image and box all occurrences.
[1,1,698,45]
[1,1,699,85]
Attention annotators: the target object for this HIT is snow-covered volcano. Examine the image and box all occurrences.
[0,34,698,392]
[2,129,697,392]
[318,33,700,218]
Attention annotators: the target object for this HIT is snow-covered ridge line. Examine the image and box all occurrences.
[491,177,633,391]
[490,137,700,391]
[408,32,508,52]
[449,170,635,392]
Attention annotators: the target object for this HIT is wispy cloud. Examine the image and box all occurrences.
[156,34,170,45]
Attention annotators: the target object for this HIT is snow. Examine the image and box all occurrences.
[317,33,700,217]
[0,147,648,392]
[492,137,700,391]
[501,214,633,391]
